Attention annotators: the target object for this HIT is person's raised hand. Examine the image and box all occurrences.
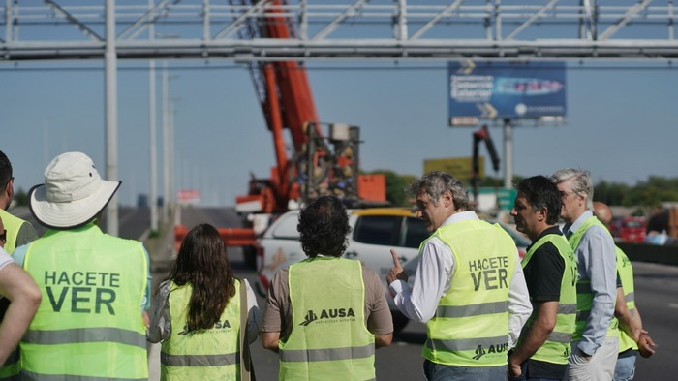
[386,248,408,284]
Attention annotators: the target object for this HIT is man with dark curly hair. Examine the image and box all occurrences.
[262,195,393,380]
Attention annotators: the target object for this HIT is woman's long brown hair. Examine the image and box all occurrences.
[164,223,236,332]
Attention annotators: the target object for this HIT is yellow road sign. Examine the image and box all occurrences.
[423,156,484,182]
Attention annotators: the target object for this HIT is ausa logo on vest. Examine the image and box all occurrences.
[178,319,232,336]
[299,307,356,326]
[471,342,509,360]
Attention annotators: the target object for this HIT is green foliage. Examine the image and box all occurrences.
[368,171,678,209]
[368,170,417,207]
[594,177,678,207]
[13,188,28,207]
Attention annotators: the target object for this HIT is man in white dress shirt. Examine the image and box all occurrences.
[387,171,532,380]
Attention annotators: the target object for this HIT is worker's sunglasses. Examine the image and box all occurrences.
[0,230,6,243]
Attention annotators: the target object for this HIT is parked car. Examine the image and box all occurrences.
[256,208,529,332]
[609,216,646,242]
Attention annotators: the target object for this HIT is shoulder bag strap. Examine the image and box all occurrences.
[239,278,252,381]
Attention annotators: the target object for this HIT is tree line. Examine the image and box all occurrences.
[14,174,676,212]
[371,171,678,211]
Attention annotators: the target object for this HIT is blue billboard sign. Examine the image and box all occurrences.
[448,61,567,124]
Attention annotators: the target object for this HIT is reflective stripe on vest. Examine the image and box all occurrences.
[280,343,375,363]
[519,233,577,365]
[568,216,619,340]
[20,224,148,380]
[23,327,145,348]
[161,280,241,380]
[426,335,508,352]
[436,301,507,317]
[616,247,638,352]
[21,370,147,381]
[281,257,375,381]
[0,209,25,254]
[423,219,517,367]
[161,352,238,367]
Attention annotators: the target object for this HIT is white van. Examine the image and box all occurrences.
[255,208,529,332]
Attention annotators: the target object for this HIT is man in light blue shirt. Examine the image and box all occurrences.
[551,168,618,381]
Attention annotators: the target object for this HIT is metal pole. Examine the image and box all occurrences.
[503,119,512,188]
[105,0,119,237]
[169,97,175,220]
[670,0,675,41]
[149,66,158,228]
[5,0,13,42]
[148,0,158,232]
[162,60,170,222]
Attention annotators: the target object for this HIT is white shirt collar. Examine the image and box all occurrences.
[442,210,479,227]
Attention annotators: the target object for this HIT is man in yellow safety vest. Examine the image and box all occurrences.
[508,176,577,380]
[592,202,657,381]
[13,151,152,379]
[261,195,393,380]
[387,171,532,380]
[550,168,619,380]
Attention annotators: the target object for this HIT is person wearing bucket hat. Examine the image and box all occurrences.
[12,151,151,379]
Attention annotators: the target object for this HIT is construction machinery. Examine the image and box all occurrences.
[471,125,501,203]
[174,0,386,266]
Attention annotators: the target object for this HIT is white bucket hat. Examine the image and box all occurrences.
[29,151,121,229]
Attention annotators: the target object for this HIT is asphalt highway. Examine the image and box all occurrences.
[171,206,678,380]
[9,205,677,380]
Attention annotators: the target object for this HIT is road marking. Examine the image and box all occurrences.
[668,303,678,309]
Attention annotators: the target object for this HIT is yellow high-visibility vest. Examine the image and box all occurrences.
[281,257,375,380]
[568,216,619,340]
[423,219,517,367]
[519,233,577,365]
[0,210,32,378]
[616,247,638,352]
[0,209,27,254]
[161,280,241,380]
[20,224,148,380]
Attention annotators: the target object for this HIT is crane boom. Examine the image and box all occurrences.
[472,125,501,203]
[174,0,387,268]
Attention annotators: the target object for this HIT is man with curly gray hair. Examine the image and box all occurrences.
[387,171,532,380]
[550,168,618,381]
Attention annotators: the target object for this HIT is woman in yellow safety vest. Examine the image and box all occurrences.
[147,224,261,380]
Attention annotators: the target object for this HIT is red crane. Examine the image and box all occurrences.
[175,1,385,266]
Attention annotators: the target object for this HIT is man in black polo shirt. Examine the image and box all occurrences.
[508,176,578,380]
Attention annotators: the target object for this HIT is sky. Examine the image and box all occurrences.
[3,60,677,208]
[1,1,677,208]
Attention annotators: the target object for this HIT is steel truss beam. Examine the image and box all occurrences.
[1,0,677,61]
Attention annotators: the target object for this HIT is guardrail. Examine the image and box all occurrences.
[617,242,678,267]
[174,224,257,252]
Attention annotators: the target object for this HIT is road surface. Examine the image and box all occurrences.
[9,205,676,380]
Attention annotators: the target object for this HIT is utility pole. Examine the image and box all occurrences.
[105,0,119,236]
[148,0,158,232]
[162,60,171,222]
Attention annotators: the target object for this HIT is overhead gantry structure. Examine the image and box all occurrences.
[2,0,676,235]
[1,0,677,62]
